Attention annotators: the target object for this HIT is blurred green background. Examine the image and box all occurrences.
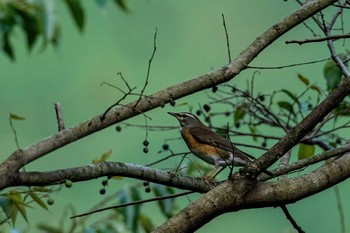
[1,1,350,232]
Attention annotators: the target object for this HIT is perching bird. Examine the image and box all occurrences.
[168,112,266,178]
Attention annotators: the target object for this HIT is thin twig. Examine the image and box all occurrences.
[9,115,20,149]
[54,102,65,131]
[145,152,189,167]
[70,190,194,219]
[134,27,158,108]
[280,205,305,233]
[321,6,350,77]
[221,14,231,63]
[247,58,329,69]
[101,73,137,120]
[285,33,350,44]
[334,185,346,233]
[259,144,350,181]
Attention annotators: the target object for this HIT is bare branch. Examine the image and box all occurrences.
[285,33,350,44]
[280,205,305,233]
[54,102,65,131]
[221,14,231,63]
[134,27,158,108]
[259,143,350,181]
[14,162,211,193]
[9,115,21,150]
[334,185,346,233]
[247,58,330,69]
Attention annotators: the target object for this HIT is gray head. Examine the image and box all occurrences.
[168,112,203,127]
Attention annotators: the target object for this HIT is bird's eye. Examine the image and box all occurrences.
[180,113,190,119]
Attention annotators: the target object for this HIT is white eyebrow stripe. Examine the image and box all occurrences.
[182,113,196,118]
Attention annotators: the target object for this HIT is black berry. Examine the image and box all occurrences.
[143,147,149,153]
[145,187,151,193]
[169,99,176,106]
[143,181,149,186]
[102,180,108,186]
[47,198,54,205]
[115,125,122,132]
[162,144,169,150]
[212,86,218,93]
[99,188,106,195]
[143,140,149,146]
[203,104,211,112]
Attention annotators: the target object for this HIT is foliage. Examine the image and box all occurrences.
[0,0,128,61]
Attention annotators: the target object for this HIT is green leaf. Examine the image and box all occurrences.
[277,101,294,115]
[118,186,141,232]
[297,73,310,86]
[234,107,246,124]
[7,192,30,223]
[323,60,342,91]
[153,184,176,218]
[298,143,315,160]
[31,187,52,193]
[0,196,15,220]
[41,0,60,47]
[280,89,299,105]
[28,191,48,211]
[113,0,129,12]
[92,149,112,163]
[248,125,257,142]
[95,0,107,7]
[310,84,322,95]
[335,101,350,116]
[11,5,40,50]
[100,149,112,161]
[9,113,26,120]
[3,32,15,60]
[138,214,155,233]
[37,223,64,233]
[64,0,85,32]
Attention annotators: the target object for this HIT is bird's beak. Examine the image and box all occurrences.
[168,112,179,119]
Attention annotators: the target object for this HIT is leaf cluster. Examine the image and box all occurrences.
[0,0,128,60]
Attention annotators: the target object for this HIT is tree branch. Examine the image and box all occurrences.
[13,162,210,193]
[154,151,350,232]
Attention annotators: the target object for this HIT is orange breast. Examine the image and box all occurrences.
[180,128,232,166]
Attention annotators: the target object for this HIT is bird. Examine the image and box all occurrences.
[168,112,264,178]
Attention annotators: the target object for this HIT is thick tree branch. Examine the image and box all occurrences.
[3,143,348,194]
[154,151,350,232]
[14,162,210,193]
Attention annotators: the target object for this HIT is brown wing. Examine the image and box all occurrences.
[189,126,254,161]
